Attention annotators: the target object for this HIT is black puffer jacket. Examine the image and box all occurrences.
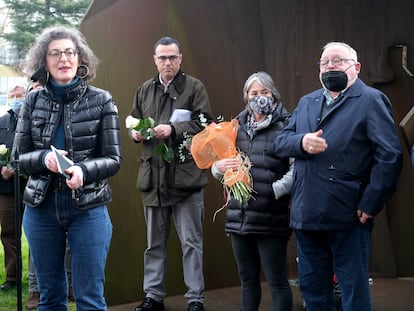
[225,103,291,236]
[13,80,122,209]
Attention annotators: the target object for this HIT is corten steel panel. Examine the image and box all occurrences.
[81,0,414,305]
[373,45,414,276]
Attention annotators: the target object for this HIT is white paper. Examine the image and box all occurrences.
[51,145,74,179]
[169,109,192,124]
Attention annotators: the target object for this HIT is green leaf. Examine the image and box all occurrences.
[139,128,154,140]
[163,148,175,163]
[155,143,167,155]
[155,143,175,163]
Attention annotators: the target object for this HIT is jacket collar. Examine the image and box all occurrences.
[45,79,87,103]
[307,78,365,129]
[153,70,186,95]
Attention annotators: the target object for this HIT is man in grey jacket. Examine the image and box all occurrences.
[128,36,213,311]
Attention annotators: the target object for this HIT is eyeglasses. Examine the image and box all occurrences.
[156,55,180,62]
[317,57,355,68]
[47,48,78,60]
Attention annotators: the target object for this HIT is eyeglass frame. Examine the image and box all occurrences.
[155,54,181,62]
[317,57,355,68]
[47,48,79,60]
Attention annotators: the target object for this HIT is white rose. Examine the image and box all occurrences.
[147,117,155,128]
[125,115,140,129]
[0,144,8,156]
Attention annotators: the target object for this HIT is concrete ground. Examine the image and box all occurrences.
[108,277,414,311]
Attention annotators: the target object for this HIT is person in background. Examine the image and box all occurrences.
[0,84,26,291]
[211,72,293,311]
[13,26,122,310]
[274,42,402,310]
[128,36,213,311]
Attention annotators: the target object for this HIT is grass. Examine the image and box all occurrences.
[0,231,30,311]
[0,231,76,311]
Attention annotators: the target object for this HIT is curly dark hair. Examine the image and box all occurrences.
[22,25,99,84]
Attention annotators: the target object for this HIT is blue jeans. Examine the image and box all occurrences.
[28,239,72,293]
[23,189,112,311]
[295,226,372,311]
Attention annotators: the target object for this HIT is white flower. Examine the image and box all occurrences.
[0,144,8,156]
[147,117,155,128]
[199,113,208,126]
[125,115,140,129]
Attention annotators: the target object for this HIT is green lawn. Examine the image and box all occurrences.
[0,231,30,311]
[0,231,76,311]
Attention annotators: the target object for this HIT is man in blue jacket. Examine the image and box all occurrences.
[274,42,402,311]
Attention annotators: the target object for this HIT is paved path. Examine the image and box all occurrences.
[109,277,414,311]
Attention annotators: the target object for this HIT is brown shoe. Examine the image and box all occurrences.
[26,291,40,310]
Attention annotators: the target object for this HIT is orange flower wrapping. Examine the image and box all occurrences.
[190,119,239,169]
[223,166,251,188]
[191,119,255,212]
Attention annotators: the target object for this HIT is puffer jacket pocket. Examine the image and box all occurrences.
[23,175,52,207]
[72,180,112,209]
[137,155,152,192]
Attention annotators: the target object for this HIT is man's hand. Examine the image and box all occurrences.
[357,210,373,223]
[153,124,172,139]
[302,129,328,154]
[1,166,14,180]
[131,129,145,142]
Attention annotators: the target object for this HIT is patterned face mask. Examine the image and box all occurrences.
[248,95,274,115]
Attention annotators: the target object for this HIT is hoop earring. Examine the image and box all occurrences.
[76,65,89,79]
[46,71,49,82]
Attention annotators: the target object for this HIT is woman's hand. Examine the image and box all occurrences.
[214,157,242,174]
[65,165,84,190]
[44,150,64,173]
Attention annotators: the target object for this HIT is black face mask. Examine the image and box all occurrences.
[321,70,348,92]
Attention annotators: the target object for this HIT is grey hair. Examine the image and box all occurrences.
[322,42,358,62]
[154,36,181,54]
[23,26,99,84]
[242,71,281,103]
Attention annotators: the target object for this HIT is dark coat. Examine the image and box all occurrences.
[130,71,214,206]
[225,103,292,236]
[13,80,122,209]
[275,79,402,230]
[0,110,18,194]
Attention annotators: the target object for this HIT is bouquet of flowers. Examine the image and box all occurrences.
[125,115,174,163]
[0,144,12,169]
[190,119,254,212]
[125,115,155,140]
